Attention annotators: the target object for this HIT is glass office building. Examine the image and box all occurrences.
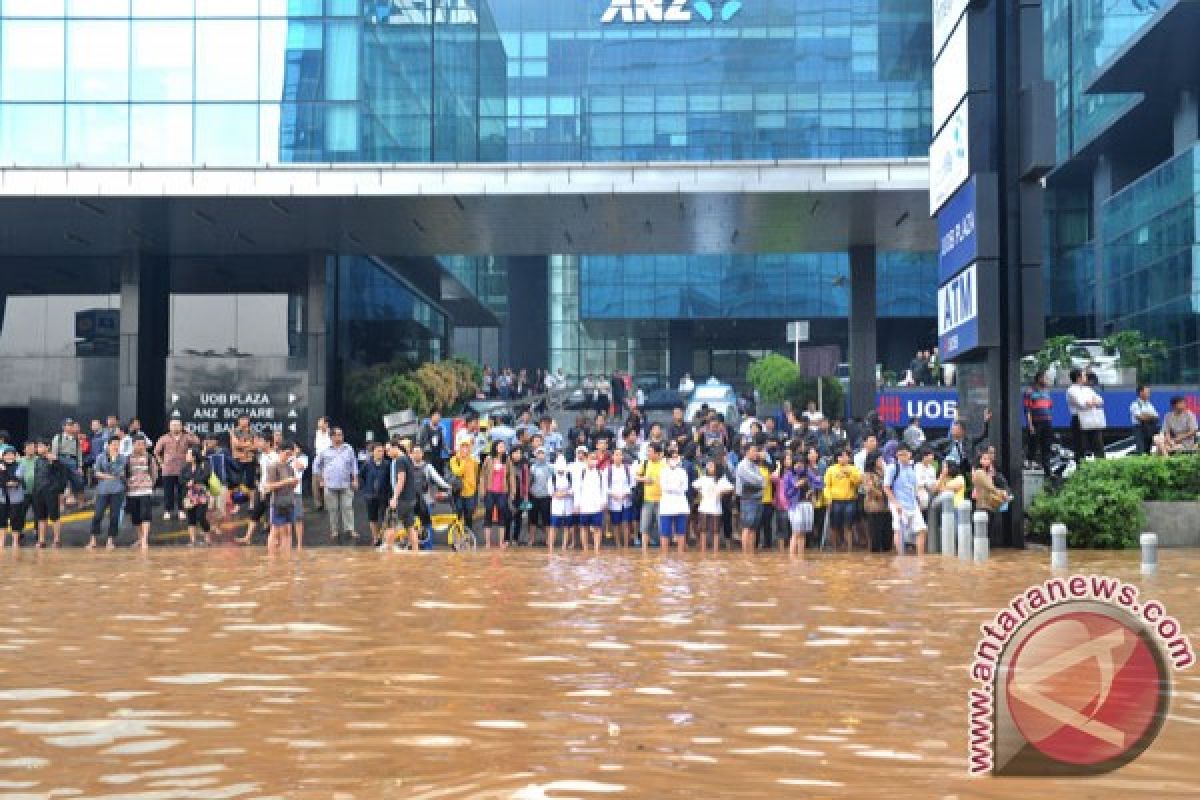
[0,0,936,437]
[1042,0,1200,383]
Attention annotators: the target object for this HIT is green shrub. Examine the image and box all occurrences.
[1028,455,1199,548]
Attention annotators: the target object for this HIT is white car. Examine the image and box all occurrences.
[685,378,740,428]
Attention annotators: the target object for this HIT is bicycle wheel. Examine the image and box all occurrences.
[448,520,466,552]
[461,528,478,552]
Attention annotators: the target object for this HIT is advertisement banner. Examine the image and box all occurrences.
[930,100,970,215]
[938,262,981,360]
[874,387,1200,430]
[932,16,968,136]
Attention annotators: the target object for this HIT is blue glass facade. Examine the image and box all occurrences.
[0,0,930,165]
[1042,0,1200,384]
[1101,144,1200,382]
[580,252,935,319]
[0,0,939,397]
[1042,0,1156,161]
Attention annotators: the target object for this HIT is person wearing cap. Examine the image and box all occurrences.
[548,456,574,553]
[528,446,554,546]
[448,437,480,532]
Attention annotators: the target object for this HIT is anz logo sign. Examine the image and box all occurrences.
[602,0,743,24]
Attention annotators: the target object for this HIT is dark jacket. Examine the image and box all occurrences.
[360,458,391,499]
[32,457,70,495]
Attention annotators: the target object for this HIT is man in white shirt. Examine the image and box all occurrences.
[657,452,691,552]
[1066,368,1105,459]
[1129,385,1160,455]
[566,445,589,549]
[312,416,332,511]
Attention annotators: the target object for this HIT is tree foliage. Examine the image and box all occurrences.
[1027,455,1200,549]
[1102,330,1168,383]
[747,353,800,404]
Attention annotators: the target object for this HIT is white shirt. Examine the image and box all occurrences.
[853,448,874,473]
[574,467,607,515]
[738,416,758,436]
[606,463,634,511]
[693,474,732,515]
[314,429,332,456]
[550,472,574,517]
[258,450,278,492]
[292,453,308,495]
[1066,384,1102,415]
[658,465,691,516]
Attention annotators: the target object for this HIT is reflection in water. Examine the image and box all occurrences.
[0,550,1196,798]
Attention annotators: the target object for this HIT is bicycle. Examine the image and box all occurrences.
[432,494,477,552]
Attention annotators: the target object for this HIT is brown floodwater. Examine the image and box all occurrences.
[0,548,1196,799]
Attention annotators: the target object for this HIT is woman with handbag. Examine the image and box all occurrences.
[862,457,891,553]
[180,446,213,546]
[972,452,1010,546]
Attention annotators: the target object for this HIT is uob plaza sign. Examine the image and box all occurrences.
[602,0,743,23]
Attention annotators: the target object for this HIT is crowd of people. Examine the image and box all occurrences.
[0,397,1016,554]
[359,400,1012,554]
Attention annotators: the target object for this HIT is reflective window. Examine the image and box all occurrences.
[131,0,193,15]
[195,104,258,163]
[131,104,193,164]
[195,0,258,16]
[131,20,194,102]
[0,105,64,164]
[1,20,65,102]
[3,0,66,15]
[66,0,129,16]
[195,20,259,101]
[65,104,128,164]
[66,20,129,102]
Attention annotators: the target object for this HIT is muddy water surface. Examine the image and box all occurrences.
[0,549,1196,799]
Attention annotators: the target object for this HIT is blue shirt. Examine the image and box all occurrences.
[884,462,919,511]
[94,452,128,496]
[313,444,359,489]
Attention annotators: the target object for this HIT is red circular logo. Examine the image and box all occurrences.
[1005,610,1166,767]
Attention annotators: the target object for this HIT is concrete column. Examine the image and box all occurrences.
[847,245,877,418]
[117,252,141,424]
[118,251,169,432]
[1174,90,1199,156]
[668,320,693,385]
[506,255,549,371]
[306,253,329,431]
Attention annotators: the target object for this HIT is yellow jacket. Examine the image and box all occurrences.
[823,464,862,502]
[449,454,479,497]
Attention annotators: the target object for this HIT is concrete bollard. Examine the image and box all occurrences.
[956,500,973,561]
[973,511,990,562]
[1051,524,1068,569]
[941,504,957,556]
[1140,533,1158,575]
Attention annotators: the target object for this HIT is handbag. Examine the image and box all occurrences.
[1079,407,1107,431]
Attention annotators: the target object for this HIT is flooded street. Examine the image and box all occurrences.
[0,549,1196,799]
